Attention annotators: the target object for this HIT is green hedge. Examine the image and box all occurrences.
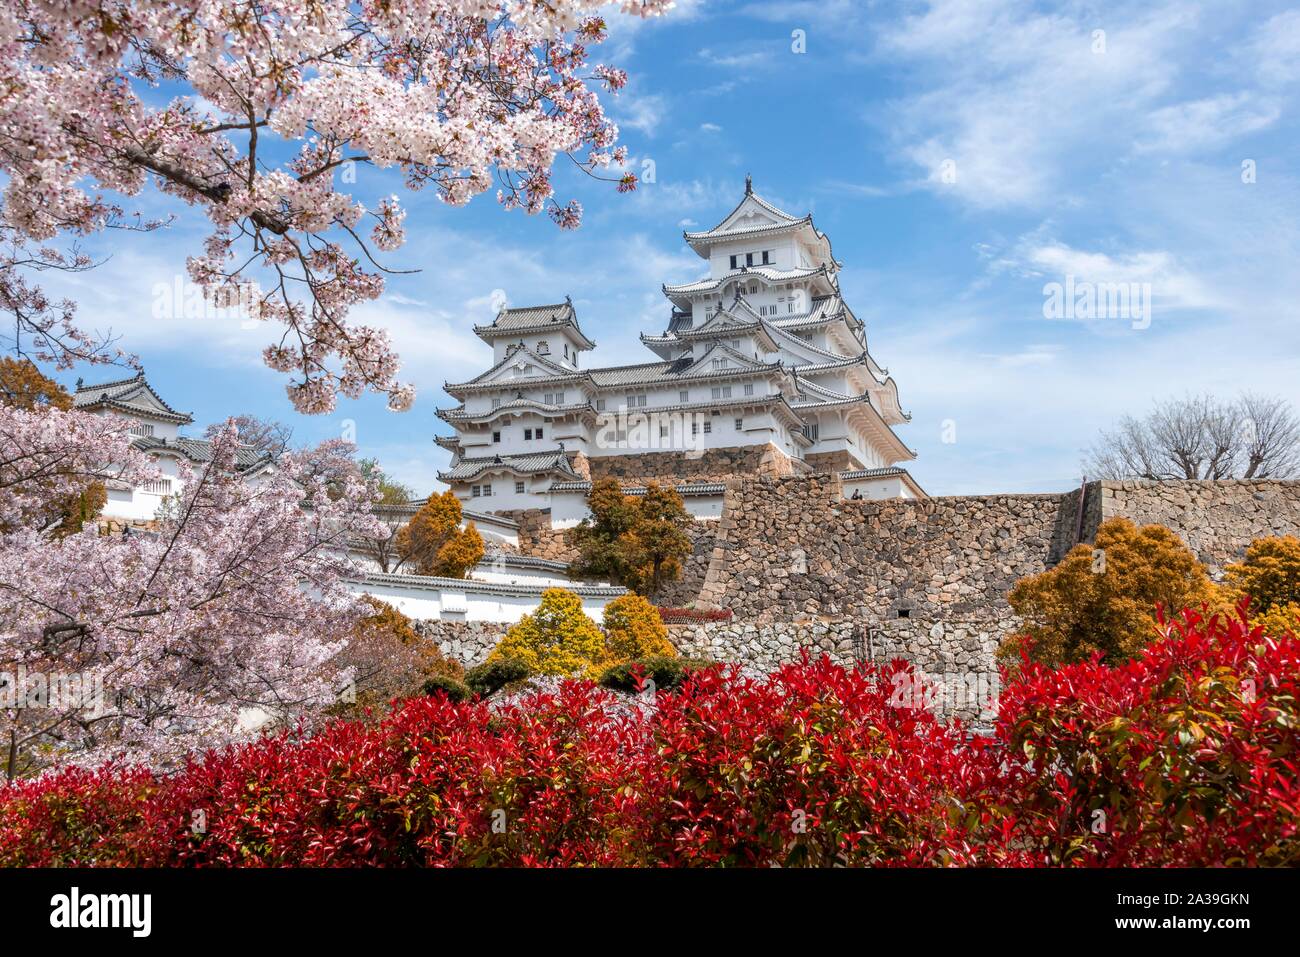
[463,658,531,697]
[420,674,474,703]
[597,656,714,693]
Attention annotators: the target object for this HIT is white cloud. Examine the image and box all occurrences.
[872,1,1206,209]
[1136,93,1280,154]
[697,46,772,68]
[1007,239,1221,313]
[614,91,667,136]
[1252,9,1300,87]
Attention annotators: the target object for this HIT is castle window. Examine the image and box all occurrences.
[745,252,754,266]
[524,428,533,440]
[515,481,525,494]
[537,341,549,354]
[492,431,501,443]
[734,418,743,430]
[761,250,771,265]
[140,478,172,495]
[679,389,689,402]
[535,427,543,439]
[744,384,754,396]
[625,394,647,408]
[729,254,738,269]
[803,423,820,441]
[703,421,712,434]
[481,483,492,497]
[596,398,606,411]
[491,397,501,409]
[471,485,481,498]
[690,423,698,436]
[711,386,732,400]
[712,358,730,370]
[129,422,155,438]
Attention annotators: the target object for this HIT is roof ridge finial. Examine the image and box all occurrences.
[745,173,753,195]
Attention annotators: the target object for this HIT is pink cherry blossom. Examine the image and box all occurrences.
[0,405,385,773]
[0,0,673,412]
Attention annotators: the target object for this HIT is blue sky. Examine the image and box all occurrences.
[43,0,1300,495]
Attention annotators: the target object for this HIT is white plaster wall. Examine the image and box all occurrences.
[840,475,909,501]
[349,579,620,624]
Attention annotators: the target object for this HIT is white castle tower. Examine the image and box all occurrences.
[436,179,922,515]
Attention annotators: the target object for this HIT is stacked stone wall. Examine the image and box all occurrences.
[413,619,507,668]
[587,443,807,484]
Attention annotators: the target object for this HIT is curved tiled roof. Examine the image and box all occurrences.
[348,572,626,598]
[664,264,834,297]
[549,480,727,496]
[435,399,597,424]
[134,436,273,472]
[480,550,571,572]
[682,185,837,264]
[473,300,596,349]
[73,371,194,425]
[438,450,579,483]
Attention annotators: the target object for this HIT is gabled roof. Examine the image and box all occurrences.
[73,371,193,425]
[133,436,274,473]
[473,299,595,349]
[682,180,835,263]
[444,344,586,397]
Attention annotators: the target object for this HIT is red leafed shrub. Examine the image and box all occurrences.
[996,605,1300,866]
[637,657,1013,866]
[0,607,1295,867]
[656,606,732,623]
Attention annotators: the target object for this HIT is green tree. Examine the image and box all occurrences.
[359,457,414,505]
[569,479,693,597]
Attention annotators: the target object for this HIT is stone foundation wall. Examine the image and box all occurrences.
[587,443,807,484]
[413,619,507,668]
[1090,479,1300,575]
[652,522,720,607]
[696,474,1070,624]
[803,450,853,473]
[695,476,1300,623]
[492,508,578,563]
